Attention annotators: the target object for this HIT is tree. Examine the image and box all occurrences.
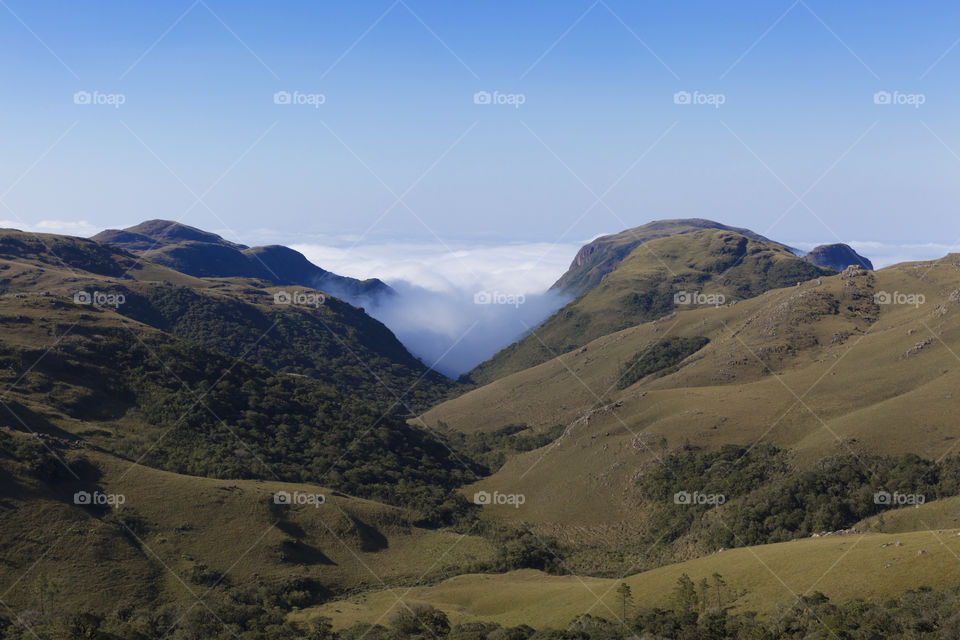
[671,573,698,614]
[697,578,710,615]
[615,583,633,619]
[308,616,336,640]
[67,610,103,639]
[712,573,726,611]
[390,603,450,637]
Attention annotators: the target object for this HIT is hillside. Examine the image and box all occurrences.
[549,219,788,297]
[315,525,960,630]
[0,229,468,512]
[0,229,509,636]
[4,224,953,640]
[0,429,496,616]
[93,220,394,307]
[419,256,960,566]
[468,229,832,383]
[0,228,455,412]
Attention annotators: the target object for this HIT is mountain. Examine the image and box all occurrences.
[93,220,394,307]
[467,227,832,384]
[3,223,960,638]
[1,228,455,410]
[550,218,792,296]
[0,228,498,626]
[422,256,960,567]
[803,242,874,271]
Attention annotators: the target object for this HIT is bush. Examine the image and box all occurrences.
[390,604,450,637]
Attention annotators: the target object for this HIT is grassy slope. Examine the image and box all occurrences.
[0,229,454,413]
[314,525,960,629]
[422,257,960,536]
[858,495,960,533]
[468,229,831,384]
[0,230,494,615]
[551,218,785,296]
[0,437,495,614]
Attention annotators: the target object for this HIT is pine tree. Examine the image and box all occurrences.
[712,573,727,611]
[615,582,634,619]
[672,573,698,614]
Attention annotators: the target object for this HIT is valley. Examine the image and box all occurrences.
[1,219,958,639]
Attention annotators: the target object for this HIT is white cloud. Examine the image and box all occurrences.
[290,240,580,294]
[0,219,101,237]
[288,240,581,377]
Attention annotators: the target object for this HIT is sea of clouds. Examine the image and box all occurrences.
[292,241,579,378]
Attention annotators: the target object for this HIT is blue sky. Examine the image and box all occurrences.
[3,0,960,272]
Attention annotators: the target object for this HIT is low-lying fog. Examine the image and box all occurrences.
[293,241,579,378]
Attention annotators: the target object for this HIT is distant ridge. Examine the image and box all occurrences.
[93,220,394,306]
[803,243,873,271]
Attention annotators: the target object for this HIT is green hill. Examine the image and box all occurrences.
[0,429,495,616]
[467,228,832,384]
[421,257,960,569]
[5,224,955,640]
[0,229,518,639]
[0,228,455,413]
[0,229,471,518]
[549,219,788,297]
[314,526,960,630]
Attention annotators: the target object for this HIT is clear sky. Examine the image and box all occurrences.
[3,0,960,268]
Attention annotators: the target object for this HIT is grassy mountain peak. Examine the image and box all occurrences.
[468,228,832,384]
[550,218,792,296]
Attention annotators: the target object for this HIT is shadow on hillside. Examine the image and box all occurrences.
[350,515,389,552]
[279,539,336,566]
[1,400,78,441]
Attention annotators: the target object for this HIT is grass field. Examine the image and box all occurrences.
[0,440,496,614]
[312,525,960,630]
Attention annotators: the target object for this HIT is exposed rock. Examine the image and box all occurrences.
[901,338,934,360]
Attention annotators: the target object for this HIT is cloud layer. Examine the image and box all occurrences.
[0,219,101,236]
[290,240,581,295]
[292,241,580,378]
